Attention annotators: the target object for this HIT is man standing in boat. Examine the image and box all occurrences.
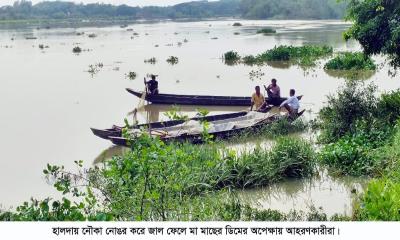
[280,89,300,116]
[144,75,159,95]
[264,78,281,105]
[250,86,265,111]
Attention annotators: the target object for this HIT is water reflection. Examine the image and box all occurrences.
[238,168,368,217]
[324,69,376,81]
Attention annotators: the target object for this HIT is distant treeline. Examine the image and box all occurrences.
[0,0,347,21]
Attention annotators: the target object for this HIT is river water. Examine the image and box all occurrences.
[0,20,397,211]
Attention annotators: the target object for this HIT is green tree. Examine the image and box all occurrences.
[344,0,400,68]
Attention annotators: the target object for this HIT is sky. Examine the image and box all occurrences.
[0,0,204,7]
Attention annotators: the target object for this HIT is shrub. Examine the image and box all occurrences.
[224,51,240,62]
[72,46,82,53]
[324,52,376,70]
[258,45,333,67]
[377,90,400,125]
[318,81,378,143]
[355,178,400,221]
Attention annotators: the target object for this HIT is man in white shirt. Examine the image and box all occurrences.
[280,89,300,116]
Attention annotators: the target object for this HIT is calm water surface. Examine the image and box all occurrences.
[0,20,397,210]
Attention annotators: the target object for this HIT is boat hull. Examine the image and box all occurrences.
[126,88,302,106]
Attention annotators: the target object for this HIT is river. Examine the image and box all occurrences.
[0,20,397,211]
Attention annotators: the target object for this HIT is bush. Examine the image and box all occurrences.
[318,81,378,143]
[355,178,400,221]
[324,52,376,70]
[72,46,81,53]
[377,90,400,125]
[258,45,333,67]
[224,51,240,62]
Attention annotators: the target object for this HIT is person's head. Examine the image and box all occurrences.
[290,89,295,96]
[271,78,277,86]
[151,75,156,80]
[255,86,261,94]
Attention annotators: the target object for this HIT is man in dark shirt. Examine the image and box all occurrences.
[145,75,159,95]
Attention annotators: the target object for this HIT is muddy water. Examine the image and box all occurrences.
[238,169,368,217]
[0,20,397,208]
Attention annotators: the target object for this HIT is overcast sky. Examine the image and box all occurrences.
[0,0,205,7]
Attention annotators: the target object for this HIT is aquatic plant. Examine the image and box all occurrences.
[249,69,265,81]
[88,33,97,38]
[324,52,376,71]
[144,57,157,64]
[232,22,242,26]
[72,46,82,53]
[87,63,103,76]
[125,72,137,80]
[224,51,240,62]
[257,28,276,34]
[166,56,179,65]
[258,45,333,66]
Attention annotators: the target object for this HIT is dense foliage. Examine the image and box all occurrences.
[324,52,376,70]
[344,0,400,68]
[0,0,347,21]
[224,45,333,67]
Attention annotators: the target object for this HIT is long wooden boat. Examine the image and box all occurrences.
[106,110,305,147]
[91,111,250,140]
[126,88,303,106]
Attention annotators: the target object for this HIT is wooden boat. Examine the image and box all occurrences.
[91,111,250,140]
[106,110,305,147]
[126,88,303,106]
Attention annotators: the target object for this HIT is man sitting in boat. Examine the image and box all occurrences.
[264,78,281,105]
[144,75,159,95]
[280,89,300,116]
[250,86,265,111]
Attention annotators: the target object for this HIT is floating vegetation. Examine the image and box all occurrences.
[205,31,210,34]
[88,33,97,38]
[120,24,128,28]
[76,32,84,36]
[133,32,139,36]
[177,42,183,47]
[257,28,277,34]
[211,37,218,40]
[144,57,157,64]
[242,55,260,66]
[234,32,241,35]
[154,44,159,47]
[72,46,82,53]
[125,71,137,80]
[249,69,265,81]
[183,39,189,43]
[224,51,240,63]
[126,28,133,32]
[38,44,44,49]
[166,56,179,65]
[247,45,333,68]
[87,63,103,76]
[174,32,179,35]
[232,22,242,26]
[324,52,376,71]
[25,36,37,40]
